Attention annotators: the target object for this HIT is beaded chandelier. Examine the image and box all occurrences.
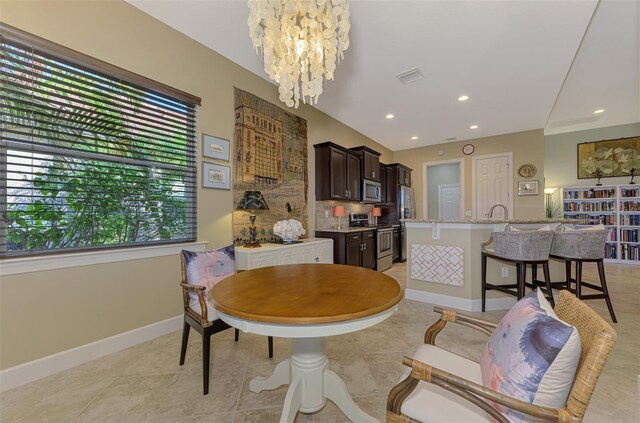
[247,0,351,108]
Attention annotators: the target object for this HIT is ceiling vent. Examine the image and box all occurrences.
[445,137,457,141]
[395,67,424,85]
[548,114,601,128]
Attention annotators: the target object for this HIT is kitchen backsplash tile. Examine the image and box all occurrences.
[315,201,374,230]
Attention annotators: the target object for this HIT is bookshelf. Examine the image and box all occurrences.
[562,185,640,265]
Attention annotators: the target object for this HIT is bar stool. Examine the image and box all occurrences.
[549,229,617,323]
[481,230,555,311]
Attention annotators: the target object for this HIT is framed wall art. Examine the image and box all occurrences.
[518,180,539,196]
[203,162,230,190]
[203,134,230,161]
[577,136,640,179]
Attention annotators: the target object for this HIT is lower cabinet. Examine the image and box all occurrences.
[235,238,333,270]
[316,230,376,269]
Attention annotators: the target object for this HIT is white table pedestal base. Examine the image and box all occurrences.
[249,337,378,423]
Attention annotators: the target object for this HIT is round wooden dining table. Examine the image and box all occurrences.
[210,263,403,423]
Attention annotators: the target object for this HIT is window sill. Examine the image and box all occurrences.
[0,242,207,276]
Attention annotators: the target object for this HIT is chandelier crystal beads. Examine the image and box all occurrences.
[248,0,351,108]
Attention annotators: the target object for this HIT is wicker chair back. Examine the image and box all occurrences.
[550,230,607,260]
[555,290,616,420]
[491,230,554,261]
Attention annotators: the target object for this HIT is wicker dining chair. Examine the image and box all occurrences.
[179,250,273,395]
[387,290,616,422]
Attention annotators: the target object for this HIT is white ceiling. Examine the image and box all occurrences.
[127,0,640,151]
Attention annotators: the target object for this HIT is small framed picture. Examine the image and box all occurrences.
[202,134,230,161]
[518,180,539,196]
[203,162,230,190]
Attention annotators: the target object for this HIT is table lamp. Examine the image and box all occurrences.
[372,207,381,227]
[237,190,269,248]
[333,205,346,230]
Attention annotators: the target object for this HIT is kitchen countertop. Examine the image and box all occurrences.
[315,227,380,233]
[403,218,584,224]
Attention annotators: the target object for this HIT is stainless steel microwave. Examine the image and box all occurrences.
[362,179,382,203]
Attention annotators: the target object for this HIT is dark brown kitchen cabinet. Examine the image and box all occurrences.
[346,153,361,200]
[379,163,387,204]
[315,230,375,269]
[314,142,361,201]
[361,233,376,269]
[346,240,362,267]
[398,166,411,187]
[350,146,380,181]
[388,163,412,187]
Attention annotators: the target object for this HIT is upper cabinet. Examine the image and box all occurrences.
[350,146,381,182]
[314,142,361,201]
[389,163,412,187]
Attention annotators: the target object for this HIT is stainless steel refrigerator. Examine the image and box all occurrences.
[399,186,415,262]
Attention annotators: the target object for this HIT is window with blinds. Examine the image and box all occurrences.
[0,24,199,258]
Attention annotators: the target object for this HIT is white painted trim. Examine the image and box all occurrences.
[405,288,515,312]
[422,158,465,220]
[0,241,207,276]
[0,315,183,392]
[471,152,514,220]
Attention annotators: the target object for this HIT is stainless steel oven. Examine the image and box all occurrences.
[376,227,393,272]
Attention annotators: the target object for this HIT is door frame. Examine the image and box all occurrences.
[471,152,513,220]
[438,184,461,220]
[422,158,465,220]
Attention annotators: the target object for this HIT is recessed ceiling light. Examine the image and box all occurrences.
[411,136,419,140]
[458,95,469,102]
[386,114,394,119]
[594,109,605,114]
[470,125,478,129]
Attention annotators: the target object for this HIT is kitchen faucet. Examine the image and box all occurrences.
[486,204,509,220]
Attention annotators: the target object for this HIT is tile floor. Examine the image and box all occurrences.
[1,262,638,422]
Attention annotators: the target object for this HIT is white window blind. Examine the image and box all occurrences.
[1,24,199,257]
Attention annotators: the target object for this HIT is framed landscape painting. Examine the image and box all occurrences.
[577,136,640,179]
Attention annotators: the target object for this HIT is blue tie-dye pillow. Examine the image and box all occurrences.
[480,289,581,422]
[181,246,236,308]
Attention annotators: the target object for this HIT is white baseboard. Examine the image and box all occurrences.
[0,315,182,393]
[405,288,516,312]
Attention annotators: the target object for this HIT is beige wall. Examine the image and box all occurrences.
[544,122,640,189]
[0,0,391,369]
[393,129,545,220]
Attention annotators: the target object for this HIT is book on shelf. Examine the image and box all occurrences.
[620,187,640,198]
[621,228,639,243]
[562,184,640,264]
[563,187,616,199]
[620,214,640,226]
[620,243,639,261]
[619,200,640,212]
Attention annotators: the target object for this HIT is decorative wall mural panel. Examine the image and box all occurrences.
[410,244,464,286]
[577,137,640,179]
[233,88,308,244]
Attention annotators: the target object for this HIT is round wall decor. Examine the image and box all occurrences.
[462,144,475,155]
[518,163,537,178]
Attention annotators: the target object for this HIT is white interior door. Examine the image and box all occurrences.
[474,154,511,219]
[439,184,460,220]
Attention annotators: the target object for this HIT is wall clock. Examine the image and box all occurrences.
[462,144,475,155]
[518,163,537,179]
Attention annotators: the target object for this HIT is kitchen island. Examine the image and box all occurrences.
[404,219,577,311]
